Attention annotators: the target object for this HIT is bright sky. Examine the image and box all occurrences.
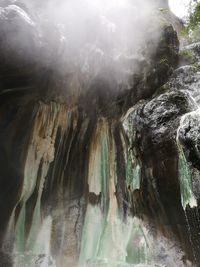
[169,0,190,18]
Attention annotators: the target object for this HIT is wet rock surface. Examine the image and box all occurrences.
[179,42,200,67]
[124,31,200,266]
[0,1,199,267]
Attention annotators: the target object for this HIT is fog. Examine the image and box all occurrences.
[0,0,166,97]
[17,0,162,80]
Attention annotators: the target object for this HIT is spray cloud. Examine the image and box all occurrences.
[0,0,166,102]
[18,0,162,77]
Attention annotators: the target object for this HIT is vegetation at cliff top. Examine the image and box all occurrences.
[183,0,200,41]
[188,0,200,29]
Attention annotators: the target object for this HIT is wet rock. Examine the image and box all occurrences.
[179,42,200,67]
[178,109,200,171]
[0,1,195,267]
[119,25,179,115]
[121,27,200,264]
[130,90,192,160]
[0,3,40,66]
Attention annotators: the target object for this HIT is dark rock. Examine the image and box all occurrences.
[122,31,200,264]
[0,1,196,266]
[179,42,200,67]
[178,111,200,171]
[131,90,192,159]
[119,25,179,114]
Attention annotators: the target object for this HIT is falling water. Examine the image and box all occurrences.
[176,141,197,209]
[69,117,152,267]
[1,0,199,266]
[3,102,77,266]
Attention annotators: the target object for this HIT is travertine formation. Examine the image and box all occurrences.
[1,1,200,267]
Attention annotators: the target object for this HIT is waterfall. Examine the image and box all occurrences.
[78,119,144,267]
[176,116,197,209]
[1,0,200,266]
[2,102,80,266]
[3,103,189,267]
[176,107,200,210]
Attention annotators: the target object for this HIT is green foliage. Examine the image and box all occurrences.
[179,49,196,62]
[184,1,200,41]
[192,62,200,70]
[188,0,200,30]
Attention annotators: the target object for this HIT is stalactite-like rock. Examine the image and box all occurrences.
[1,1,200,267]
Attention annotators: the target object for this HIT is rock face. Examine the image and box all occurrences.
[125,41,200,266]
[0,1,200,267]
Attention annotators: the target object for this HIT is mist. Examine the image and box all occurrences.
[15,0,162,81]
[0,0,167,103]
